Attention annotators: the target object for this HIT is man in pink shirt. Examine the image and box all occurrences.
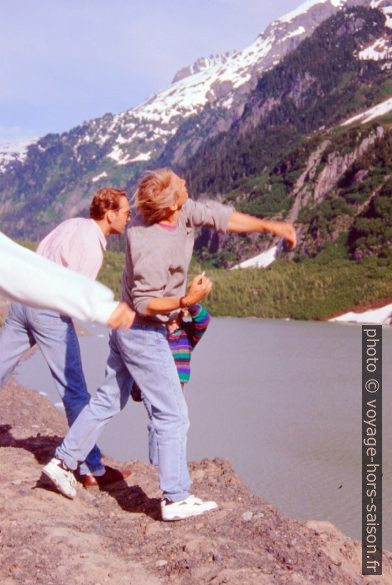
[37,218,106,279]
[0,188,132,487]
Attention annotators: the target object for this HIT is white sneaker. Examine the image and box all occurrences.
[161,494,218,521]
[42,457,77,499]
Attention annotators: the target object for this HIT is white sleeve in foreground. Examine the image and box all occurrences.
[0,232,118,325]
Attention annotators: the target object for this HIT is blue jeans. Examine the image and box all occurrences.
[0,302,103,475]
[142,382,185,467]
[56,321,192,502]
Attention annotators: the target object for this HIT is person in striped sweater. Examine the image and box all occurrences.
[131,303,210,465]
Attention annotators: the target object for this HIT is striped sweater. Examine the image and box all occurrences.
[168,304,210,383]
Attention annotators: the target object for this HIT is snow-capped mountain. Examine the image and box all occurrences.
[171,53,234,84]
[0,137,38,173]
[1,0,381,173]
[0,0,390,241]
[73,0,383,168]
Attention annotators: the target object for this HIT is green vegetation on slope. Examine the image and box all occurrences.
[99,248,392,321]
[4,241,389,324]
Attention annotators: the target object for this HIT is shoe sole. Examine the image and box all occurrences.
[42,466,76,499]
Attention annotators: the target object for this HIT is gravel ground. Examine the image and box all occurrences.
[0,381,391,585]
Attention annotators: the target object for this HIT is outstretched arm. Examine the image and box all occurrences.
[227,211,296,248]
[183,199,296,247]
[0,231,134,329]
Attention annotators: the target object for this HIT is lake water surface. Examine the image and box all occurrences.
[15,318,392,549]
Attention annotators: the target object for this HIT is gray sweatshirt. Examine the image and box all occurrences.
[121,198,232,322]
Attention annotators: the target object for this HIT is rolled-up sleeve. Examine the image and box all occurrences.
[183,198,233,232]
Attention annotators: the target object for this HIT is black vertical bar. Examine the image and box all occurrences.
[362,325,382,575]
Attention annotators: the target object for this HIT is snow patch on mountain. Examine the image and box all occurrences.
[329,304,392,324]
[279,0,344,23]
[356,2,392,64]
[382,5,392,28]
[359,36,391,60]
[371,0,392,27]
[341,96,392,125]
[286,25,307,39]
[107,144,131,165]
[0,137,38,173]
[91,171,108,183]
[172,53,233,84]
[129,151,152,162]
[231,245,280,269]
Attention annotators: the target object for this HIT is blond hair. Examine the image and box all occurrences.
[135,168,180,224]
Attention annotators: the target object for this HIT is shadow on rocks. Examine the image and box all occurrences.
[0,423,61,464]
[0,423,162,520]
[98,479,162,521]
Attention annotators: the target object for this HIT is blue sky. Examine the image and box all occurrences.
[0,0,303,141]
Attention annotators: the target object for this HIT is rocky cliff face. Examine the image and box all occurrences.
[1,381,391,585]
[313,129,384,202]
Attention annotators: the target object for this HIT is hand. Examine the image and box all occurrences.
[107,302,135,330]
[183,273,213,306]
[275,222,296,249]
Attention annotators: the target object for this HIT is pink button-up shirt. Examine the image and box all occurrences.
[37,218,107,280]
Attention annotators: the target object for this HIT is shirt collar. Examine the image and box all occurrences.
[90,219,107,250]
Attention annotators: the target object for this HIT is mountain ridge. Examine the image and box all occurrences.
[0,0,391,274]
[0,0,382,241]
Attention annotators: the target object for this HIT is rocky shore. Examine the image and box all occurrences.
[0,380,391,585]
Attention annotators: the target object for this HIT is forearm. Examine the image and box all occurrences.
[227,211,287,236]
[145,296,182,315]
[145,277,212,316]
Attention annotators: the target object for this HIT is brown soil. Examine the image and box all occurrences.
[0,381,391,585]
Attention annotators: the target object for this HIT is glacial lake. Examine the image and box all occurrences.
[15,318,392,549]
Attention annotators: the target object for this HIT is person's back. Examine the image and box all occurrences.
[37,217,106,279]
[121,199,231,322]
